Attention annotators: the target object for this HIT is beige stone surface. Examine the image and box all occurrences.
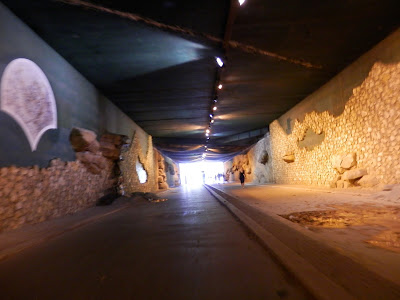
[69,127,97,152]
[212,183,400,286]
[76,151,107,168]
[283,154,295,163]
[117,130,179,193]
[0,159,114,233]
[158,182,168,190]
[331,155,343,171]
[341,153,357,169]
[120,131,158,194]
[99,140,120,160]
[342,169,368,181]
[358,175,380,187]
[270,62,400,186]
[225,133,274,184]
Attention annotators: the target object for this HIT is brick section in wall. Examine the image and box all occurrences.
[270,62,400,186]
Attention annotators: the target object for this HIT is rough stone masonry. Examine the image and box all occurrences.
[225,60,400,188]
[0,127,179,233]
[270,61,400,186]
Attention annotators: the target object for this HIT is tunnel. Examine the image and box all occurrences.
[0,0,400,299]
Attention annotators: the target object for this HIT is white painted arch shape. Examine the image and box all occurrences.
[0,58,57,151]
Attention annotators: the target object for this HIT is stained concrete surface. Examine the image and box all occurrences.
[0,186,312,300]
[211,183,400,295]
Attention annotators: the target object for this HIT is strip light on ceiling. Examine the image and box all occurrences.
[239,0,246,5]
[205,56,227,149]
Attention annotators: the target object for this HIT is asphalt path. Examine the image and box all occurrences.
[0,185,312,300]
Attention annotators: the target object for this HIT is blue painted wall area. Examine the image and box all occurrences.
[0,3,145,167]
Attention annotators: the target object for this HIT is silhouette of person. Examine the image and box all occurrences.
[239,169,245,188]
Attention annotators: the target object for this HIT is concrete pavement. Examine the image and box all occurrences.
[207,183,400,300]
[0,186,312,300]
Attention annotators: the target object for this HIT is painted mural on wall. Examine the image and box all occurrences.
[0,58,57,151]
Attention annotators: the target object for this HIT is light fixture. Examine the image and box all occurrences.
[218,84,223,90]
[211,119,214,123]
[216,57,224,67]
[239,0,246,5]
[205,133,209,137]
[214,99,218,103]
[213,106,217,111]
[206,129,210,134]
[209,114,213,118]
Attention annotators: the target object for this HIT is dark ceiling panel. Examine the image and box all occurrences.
[87,0,229,38]
[212,0,399,147]
[1,0,399,161]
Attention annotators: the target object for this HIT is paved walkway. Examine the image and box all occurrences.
[0,186,311,300]
[209,183,400,299]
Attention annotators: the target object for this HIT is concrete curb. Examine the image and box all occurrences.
[204,184,355,300]
[206,184,400,299]
[0,204,130,262]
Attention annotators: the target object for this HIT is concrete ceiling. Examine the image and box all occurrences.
[2,0,399,162]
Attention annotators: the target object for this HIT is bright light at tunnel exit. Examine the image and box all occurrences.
[180,161,224,186]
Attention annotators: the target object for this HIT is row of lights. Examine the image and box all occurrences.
[202,56,224,159]
[202,0,246,160]
[204,56,223,138]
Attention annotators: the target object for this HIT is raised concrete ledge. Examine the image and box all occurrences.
[205,184,400,300]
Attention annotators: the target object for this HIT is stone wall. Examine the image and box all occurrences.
[119,130,158,194]
[0,125,182,232]
[270,61,400,186]
[224,133,273,184]
[277,30,400,134]
[164,156,181,188]
[249,134,274,184]
[225,30,400,188]
[0,159,114,232]
[0,5,179,232]
[0,128,132,232]
[118,128,180,193]
[224,154,253,183]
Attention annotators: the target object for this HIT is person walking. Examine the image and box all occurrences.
[239,169,245,188]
